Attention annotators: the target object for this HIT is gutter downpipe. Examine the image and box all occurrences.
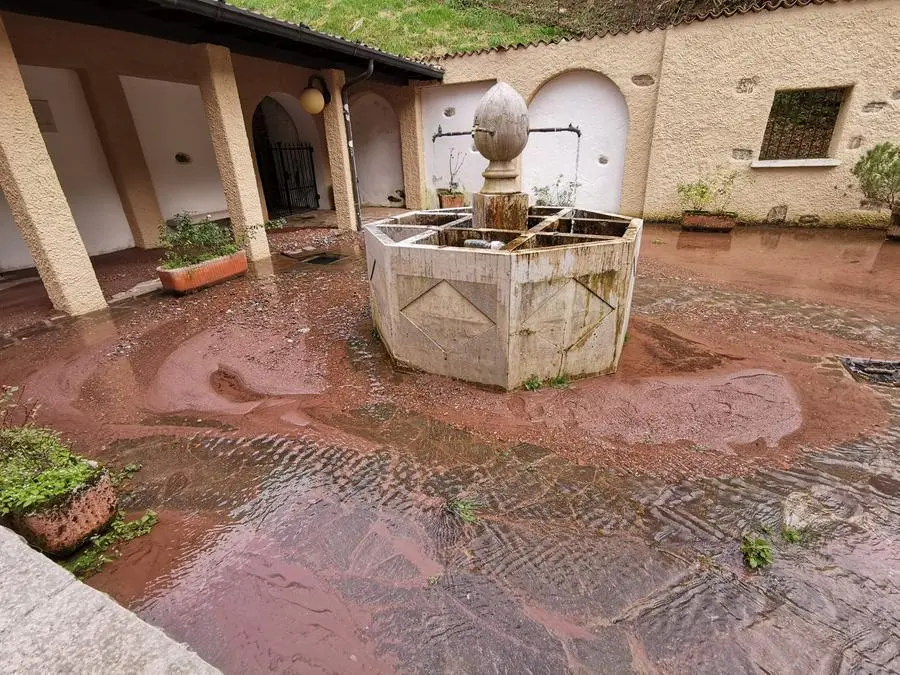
[341,59,374,231]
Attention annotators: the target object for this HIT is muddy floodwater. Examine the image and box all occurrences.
[1,224,898,672]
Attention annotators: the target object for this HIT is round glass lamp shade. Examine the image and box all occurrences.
[300,87,326,115]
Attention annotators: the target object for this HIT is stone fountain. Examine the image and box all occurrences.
[364,83,642,390]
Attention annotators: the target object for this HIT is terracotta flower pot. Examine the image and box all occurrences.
[157,250,248,294]
[10,471,117,556]
[681,211,737,233]
[438,193,465,209]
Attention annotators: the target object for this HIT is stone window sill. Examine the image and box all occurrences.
[750,158,841,169]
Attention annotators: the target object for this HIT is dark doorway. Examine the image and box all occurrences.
[252,97,319,217]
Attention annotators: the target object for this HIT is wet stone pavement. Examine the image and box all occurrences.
[1,225,899,673]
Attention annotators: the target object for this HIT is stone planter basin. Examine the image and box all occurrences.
[681,211,737,233]
[365,206,642,390]
[9,471,117,556]
[157,250,248,294]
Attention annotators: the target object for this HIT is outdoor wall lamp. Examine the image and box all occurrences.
[300,75,331,115]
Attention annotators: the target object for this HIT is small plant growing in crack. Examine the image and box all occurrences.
[524,375,542,391]
[445,497,481,524]
[549,375,570,389]
[740,534,773,570]
[427,574,442,587]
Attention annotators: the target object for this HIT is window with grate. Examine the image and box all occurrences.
[759,87,847,160]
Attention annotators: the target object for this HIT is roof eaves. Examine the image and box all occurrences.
[153,0,444,76]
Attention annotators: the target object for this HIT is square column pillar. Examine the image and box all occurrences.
[79,69,163,249]
[192,43,270,261]
[322,69,358,232]
[396,86,428,210]
[0,17,106,315]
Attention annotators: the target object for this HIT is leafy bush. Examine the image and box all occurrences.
[740,534,773,570]
[852,142,900,212]
[677,168,740,213]
[533,174,579,206]
[159,212,241,270]
[0,427,99,516]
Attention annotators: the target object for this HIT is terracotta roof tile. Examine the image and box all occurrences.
[436,0,849,59]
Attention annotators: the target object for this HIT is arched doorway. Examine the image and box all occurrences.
[252,96,319,217]
[352,92,405,207]
[523,70,629,212]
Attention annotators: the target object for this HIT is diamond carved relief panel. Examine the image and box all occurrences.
[520,278,614,352]
[401,280,496,353]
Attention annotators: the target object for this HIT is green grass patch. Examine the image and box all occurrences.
[0,427,99,517]
[548,374,570,389]
[444,497,481,524]
[228,0,565,58]
[61,511,159,578]
[524,375,542,391]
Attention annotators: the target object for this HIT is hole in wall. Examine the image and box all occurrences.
[443,107,456,118]
[175,152,193,164]
[597,155,608,166]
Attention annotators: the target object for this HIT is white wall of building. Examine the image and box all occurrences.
[121,75,227,219]
[0,66,135,271]
[352,92,404,207]
[523,70,629,212]
[422,81,494,207]
[265,93,332,210]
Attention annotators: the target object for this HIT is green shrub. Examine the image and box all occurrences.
[852,142,900,212]
[0,427,99,516]
[159,212,241,270]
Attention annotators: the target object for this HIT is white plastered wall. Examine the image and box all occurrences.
[0,65,134,271]
[422,80,495,207]
[352,92,405,207]
[121,75,227,219]
[523,70,629,211]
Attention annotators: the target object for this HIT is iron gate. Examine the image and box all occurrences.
[256,140,319,217]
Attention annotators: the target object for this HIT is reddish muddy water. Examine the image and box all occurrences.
[1,225,898,672]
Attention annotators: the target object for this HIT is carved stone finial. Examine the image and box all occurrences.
[473,82,529,194]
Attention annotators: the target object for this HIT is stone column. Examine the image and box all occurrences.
[322,69,358,231]
[396,86,427,210]
[192,43,270,261]
[79,69,163,248]
[0,17,106,315]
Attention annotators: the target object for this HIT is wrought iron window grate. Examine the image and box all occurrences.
[759,87,847,161]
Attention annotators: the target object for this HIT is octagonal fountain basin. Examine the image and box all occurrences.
[364,206,642,390]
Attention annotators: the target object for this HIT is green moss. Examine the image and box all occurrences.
[61,511,158,578]
[0,428,99,516]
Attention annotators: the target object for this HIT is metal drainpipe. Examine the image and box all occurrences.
[340,59,374,230]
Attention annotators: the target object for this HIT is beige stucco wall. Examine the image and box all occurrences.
[434,0,899,226]
[436,30,667,217]
[644,0,900,225]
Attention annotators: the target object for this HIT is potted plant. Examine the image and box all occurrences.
[677,169,740,233]
[437,148,466,209]
[852,142,900,240]
[0,386,116,555]
[156,212,248,293]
